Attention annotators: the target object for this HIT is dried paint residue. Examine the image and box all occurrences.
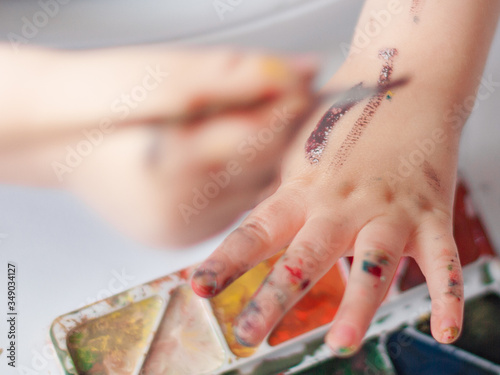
[142,285,224,375]
[67,296,164,375]
[268,263,345,346]
[410,0,426,23]
[294,339,389,374]
[210,256,279,357]
[362,261,382,278]
[362,250,390,282]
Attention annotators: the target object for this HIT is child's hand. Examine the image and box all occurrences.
[192,53,465,353]
[192,0,500,354]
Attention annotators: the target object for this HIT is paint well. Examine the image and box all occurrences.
[141,285,225,375]
[417,293,500,365]
[67,296,164,375]
[387,330,496,375]
[268,263,345,346]
[294,339,393,375]
[210,258,277,357]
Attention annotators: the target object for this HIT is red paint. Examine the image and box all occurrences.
[448,270,461,287]
[300,279,311,291]
[191,279,217,298]
[284,265,303,280]
[363,261,382,278]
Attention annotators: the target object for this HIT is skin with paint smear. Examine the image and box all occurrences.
[67,296,164,375]
[141,285,225,375]
[305,83,363,163]
[192,0,500,355]
[330,48,398,170]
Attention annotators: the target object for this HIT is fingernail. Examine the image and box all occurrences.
[233,302,264,347]
[327,322,358,357]
[440,318,460,343]
[191,268,218,297]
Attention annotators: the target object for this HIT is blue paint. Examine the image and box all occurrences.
[387,330,496,375]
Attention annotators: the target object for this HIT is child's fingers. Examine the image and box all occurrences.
[232,216,352,347]
[325,217,409,356]
[412,218,464,344]
[191,192,305,298]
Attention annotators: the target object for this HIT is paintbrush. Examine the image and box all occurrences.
[170,76,410,125]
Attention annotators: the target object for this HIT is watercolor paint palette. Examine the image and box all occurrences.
[50,181,500,375]
[50,255,349,375]
[285,257,500,375]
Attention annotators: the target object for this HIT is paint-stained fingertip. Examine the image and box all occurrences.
[436,318,461,344]
[325,321,360,357]
[233,328,257,348]
[191,268,218,298]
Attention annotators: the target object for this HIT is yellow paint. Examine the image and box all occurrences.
[210,259,275,357]
[441,326,459,343]
[261,57,288,81]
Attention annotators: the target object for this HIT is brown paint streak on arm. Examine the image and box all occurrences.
[422,160,441,192]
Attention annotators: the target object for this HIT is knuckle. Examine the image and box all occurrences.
[237,219,272,249]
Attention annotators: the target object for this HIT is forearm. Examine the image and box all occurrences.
[340,0,500,115]
[0,45,173,150]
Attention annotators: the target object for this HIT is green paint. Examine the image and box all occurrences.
[294,339,395,375]
[481,264,494,285]
[375,313,391,324]
[250,338,325,375]
[447,264,453,271]
[67,296,164,375]
[336,346,355,355]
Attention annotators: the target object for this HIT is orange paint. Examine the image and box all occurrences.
[268,263,345,346]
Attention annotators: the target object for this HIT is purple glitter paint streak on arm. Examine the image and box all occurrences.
[331,48,398,170]
[305,83,364,164]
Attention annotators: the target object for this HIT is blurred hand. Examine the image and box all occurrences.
[0,46,318,246]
